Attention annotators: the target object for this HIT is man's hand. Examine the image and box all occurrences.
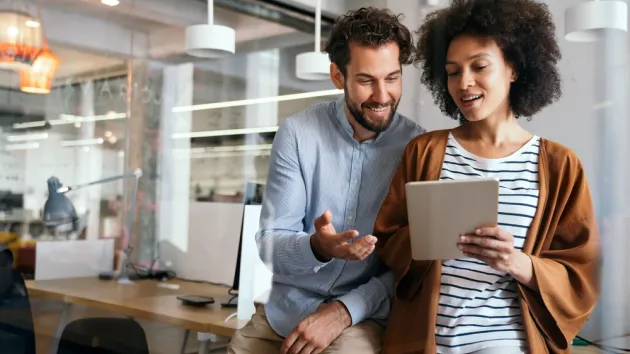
[280,301,352,354]
[310,210,377,262]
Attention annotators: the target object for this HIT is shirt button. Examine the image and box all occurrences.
[348,216,353,220]
[353,179,358,184]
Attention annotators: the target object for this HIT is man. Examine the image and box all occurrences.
[227,7,425,354]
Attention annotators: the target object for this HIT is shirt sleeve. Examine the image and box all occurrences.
[256,119,331,275]
[336,268,394,325]
[373,138,433,300]
[518,157,601,350]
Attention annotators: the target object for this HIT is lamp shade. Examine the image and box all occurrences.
[0,10,43,69]
[185,0,235,58]
[296,51,330,80]
[42,177,78,231]
[20,49,60,94]
[565,0,628,42]
[185,24,235,58]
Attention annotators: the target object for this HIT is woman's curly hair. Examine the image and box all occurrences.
[325,7,414,76]
[415,0,562,121]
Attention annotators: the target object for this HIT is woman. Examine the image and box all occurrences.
[374,0,600,353]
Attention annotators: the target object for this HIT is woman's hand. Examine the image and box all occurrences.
[457,226,537,290]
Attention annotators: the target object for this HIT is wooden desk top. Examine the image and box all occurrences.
[25,277,248,337]
[24,277,611,351]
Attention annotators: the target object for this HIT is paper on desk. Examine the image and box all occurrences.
[35,239,114,280]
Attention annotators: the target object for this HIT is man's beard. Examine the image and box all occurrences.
[345,95,399,134]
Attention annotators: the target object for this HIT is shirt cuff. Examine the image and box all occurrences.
[297,233,331,270]
[336,278,388,326]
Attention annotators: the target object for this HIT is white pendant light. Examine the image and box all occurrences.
[295,0,330,80]
[565,0,627,42]
[185,0,235,58]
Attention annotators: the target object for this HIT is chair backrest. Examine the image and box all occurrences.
[56,317,149,354]
[0,246,36,354]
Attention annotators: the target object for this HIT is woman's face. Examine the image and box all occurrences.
[445,34,516,122]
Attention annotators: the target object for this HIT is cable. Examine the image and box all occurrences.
[175,277,231,287]
[225,294,238,304]
[576,335,630,353]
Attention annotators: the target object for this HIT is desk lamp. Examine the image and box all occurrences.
[42,169,143,283]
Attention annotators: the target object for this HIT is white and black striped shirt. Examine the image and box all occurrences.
[435,133,540,354]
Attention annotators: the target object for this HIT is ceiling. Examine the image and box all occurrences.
[0,0,329,151]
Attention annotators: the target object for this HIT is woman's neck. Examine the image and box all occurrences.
[459,111,529,146]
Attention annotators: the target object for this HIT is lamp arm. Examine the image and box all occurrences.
[55,168,143,281]
[57,168,143,193]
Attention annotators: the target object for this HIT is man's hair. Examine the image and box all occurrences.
[324,7,414,76]
[414,0,562,120]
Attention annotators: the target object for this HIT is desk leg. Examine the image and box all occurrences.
[181,329,190,354]
[197,332,211,354]
[50,302,71,354]
[197,333,229,354]
[198,339,209,354]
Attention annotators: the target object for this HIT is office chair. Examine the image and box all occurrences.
[56,317,149,354]
[0,244,36,354]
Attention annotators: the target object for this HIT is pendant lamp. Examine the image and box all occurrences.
[565,0,627,42]
[0,9,43,69]
[20,48,60,94]
[295,0,330,80]
[185,0,235,58]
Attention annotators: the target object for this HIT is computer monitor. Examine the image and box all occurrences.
[231,183,265,293]
[0,191,23,213]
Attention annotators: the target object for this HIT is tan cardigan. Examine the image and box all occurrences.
[374,129,601,354]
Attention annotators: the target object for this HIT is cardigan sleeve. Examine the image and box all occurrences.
[374,140,433,300]
[519,158,601,350]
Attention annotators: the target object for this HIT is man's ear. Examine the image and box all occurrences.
[330,63,345,89]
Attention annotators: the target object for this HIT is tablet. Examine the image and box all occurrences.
[405,178,499,261]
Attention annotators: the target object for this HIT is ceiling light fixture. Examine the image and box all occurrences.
[295,0,330,80]
[61,138,104,147]
[5,142,39,151]
[6,132,48,142]
[185,0,235,58]
[101,0,120,6]
[20,48,60,94]
[171,126,279,140]
[173,88,343,113]
[0,10,44,69]
[565,0,627,42]
[12,112,127,130]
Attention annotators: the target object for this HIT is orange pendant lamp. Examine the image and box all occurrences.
[1,0,60,94]
[0,10,43,69]
[20,48,60,94]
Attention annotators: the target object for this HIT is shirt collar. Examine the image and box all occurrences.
[333,96,398,144]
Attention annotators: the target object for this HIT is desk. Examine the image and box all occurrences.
[23,277,608,354]
[26,277,248,353]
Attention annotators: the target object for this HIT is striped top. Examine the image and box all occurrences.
[435,133,540,354]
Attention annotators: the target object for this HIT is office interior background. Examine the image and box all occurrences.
[0,0,628,353]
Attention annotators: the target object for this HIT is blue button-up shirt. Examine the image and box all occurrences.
[256,97,425,337]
